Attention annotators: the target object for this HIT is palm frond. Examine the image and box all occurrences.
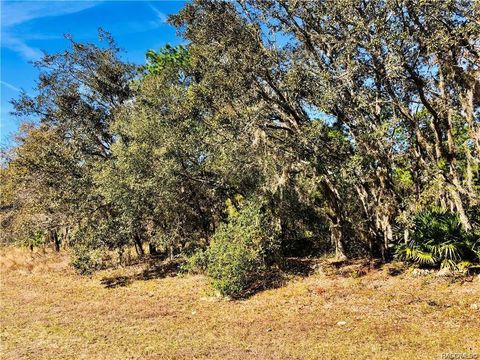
[395,208,479,269]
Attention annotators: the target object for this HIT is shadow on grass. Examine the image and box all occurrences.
[234,258,319,299]
[319,258,416,280]
[280,257,318,277]
[135,259,182,281]
[99,257,318,296]
[234,270,286,299]
[99,256,391,296]
[100,275,131,288]
[100,258,182,289]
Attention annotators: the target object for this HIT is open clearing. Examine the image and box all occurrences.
[1,248,479,359]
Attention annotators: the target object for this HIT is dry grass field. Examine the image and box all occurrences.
[1,247,479,359]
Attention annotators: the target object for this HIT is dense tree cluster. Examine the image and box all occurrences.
[1,1,479,296]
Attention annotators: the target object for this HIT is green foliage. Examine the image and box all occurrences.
[183,249,209,274]
[393,167,414,190]
[205,201,279,297]
[3,1,480,285]
[70,246,109,275]
[143,44,189,76]
[68,216,127,274]
[23,231,46,248]
[395,208,480,270]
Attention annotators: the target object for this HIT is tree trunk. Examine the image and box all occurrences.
[381,214,393,261]
[440,68,472,231]
[322,177,348,260]
[449,183,472,231]
[61,226,70,250]
[133,233,144,258]
[51,229,60,252]
[331,218,347,261]
[148,242,158,256]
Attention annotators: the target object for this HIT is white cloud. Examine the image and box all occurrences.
[2,34,43,60]
[148,4,168,23]
[1,1,102,60]
[0,80,21,92]
[1,1,101,27]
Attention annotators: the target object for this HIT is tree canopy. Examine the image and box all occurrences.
[1,0,479,296]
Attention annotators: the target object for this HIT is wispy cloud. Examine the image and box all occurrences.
[148,4,168,23]
[2,36,43,60]
[1,1,102,60]
[0,80,21,92]
[1,1,102,27]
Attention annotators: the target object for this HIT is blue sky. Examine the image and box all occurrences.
[0,0,187,146]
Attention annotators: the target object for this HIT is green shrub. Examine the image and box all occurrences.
[206,201,279,297]
[70,246,108,275]
[21,230,46,249]
[395,208,479,270]
[69,219,119,275]
[183,248,209,274]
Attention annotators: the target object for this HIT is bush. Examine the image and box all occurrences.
[183,248,209,274]
[205,201,279,297]
[21,230,46,249]
[70,246,108,275]
[69,219,120,274]
[395,208,480,270]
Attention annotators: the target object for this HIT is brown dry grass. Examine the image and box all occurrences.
[1,247,479,359]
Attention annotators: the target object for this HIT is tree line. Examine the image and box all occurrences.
[1,0,479,296]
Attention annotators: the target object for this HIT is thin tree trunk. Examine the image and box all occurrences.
[465,148,476,200]
[382,215,393,261]
[322,178,348,260]
[449,182,472,231]
[51,229,60,252]
[331,218,347,261]
[148,242,158,256]
[133,233,144,258]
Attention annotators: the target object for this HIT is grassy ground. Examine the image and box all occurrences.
[1,247,479,359]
